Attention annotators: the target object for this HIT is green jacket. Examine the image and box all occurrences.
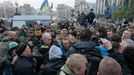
[60,64,75,75]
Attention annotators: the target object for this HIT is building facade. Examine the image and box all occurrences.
[74,0,85,14]
[18,4,37,15]
[87,2,96,14]
[0,1,15,17]
[57,4,74,20]
[0,1,38,17]
[96,0,123,15]
[74,0,96,16]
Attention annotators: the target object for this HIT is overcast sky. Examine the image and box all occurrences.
[0,0,96,10]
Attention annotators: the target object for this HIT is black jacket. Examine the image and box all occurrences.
[66,41,97,56]
[32,44,50,72]
[0,60,14,75]
[132,70,134,75]
[42,58,65,75]
[109,51,132,75]
[14,56,36,75]
[87,12,95,24]
[66,41,102,75]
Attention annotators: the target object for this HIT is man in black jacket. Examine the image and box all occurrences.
[66,28,102,75]
[86,9,95,27]
[14,43,36,75]
[41,45,65,75]
[123,46,134,75]
[32,32,52,72]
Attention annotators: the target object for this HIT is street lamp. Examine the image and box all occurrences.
[132,0,134,22]
[14,2,20,15]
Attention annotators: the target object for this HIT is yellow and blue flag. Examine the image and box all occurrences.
[40,0,50,13]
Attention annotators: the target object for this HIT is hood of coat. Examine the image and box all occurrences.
[73,41,96,49]
[60,64,75,75]
[49,45,62,60]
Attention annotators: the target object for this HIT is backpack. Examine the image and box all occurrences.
[72,45,102,75]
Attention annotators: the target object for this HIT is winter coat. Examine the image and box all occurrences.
[32,44,50,72]
[41,45,65,75]
[109,51,132,75]
[87,12,95,24]
[14,56,36,75]
[66,41,97,56]
[42,58,65,75]
[66,41,102,75]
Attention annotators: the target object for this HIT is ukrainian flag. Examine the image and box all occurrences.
[40,0,50,13]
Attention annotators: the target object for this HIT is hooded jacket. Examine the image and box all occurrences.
[59,64,75,75]
[66,41,102,75]
[32,44,50,72]
[41,45,65,75]
[66,41,97,55]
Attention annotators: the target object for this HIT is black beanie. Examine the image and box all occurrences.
[15,43,27,56]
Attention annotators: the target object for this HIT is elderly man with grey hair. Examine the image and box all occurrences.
[59,53,88,75]
[118,39,134,53]
[101,38,133,75]
[32,32,52,72]
[41,32,52,47]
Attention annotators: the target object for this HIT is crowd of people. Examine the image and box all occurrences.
[0,16,134,75]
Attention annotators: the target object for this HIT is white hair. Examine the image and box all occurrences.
[42,32,51,40]
[66,54,87,71]
[119,39,134,53]
[122,39,134,47]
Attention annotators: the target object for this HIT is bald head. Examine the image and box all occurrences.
[98,57,122,75]
[42,32,52,46]
[42,32,51,40]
